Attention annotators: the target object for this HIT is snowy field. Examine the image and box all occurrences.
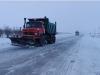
[0,34,100,75]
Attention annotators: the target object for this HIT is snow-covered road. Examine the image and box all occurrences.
[38,35,100,75]
[68,35,100,75]
[3,34,100,75]
[0,34,81,75]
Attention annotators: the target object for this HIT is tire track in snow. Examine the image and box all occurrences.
[0,35,81,75]
[40,36,82,75]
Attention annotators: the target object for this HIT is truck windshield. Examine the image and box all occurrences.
[26,22,42,28]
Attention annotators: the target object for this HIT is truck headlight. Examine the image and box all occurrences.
[34,33,38,35]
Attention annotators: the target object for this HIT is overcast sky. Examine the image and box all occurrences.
[0,1,100,33]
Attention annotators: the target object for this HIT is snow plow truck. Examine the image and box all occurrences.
[9,16,56,46]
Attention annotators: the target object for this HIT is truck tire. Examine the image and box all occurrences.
[34,36,46,47]
[39,37,46,46]
[52,36,56,43]
[34,39,40,47]
[47,35,56,44]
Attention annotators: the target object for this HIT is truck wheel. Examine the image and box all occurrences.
[34,39,40,47]
[47,35,55,44]
[47,38,52,44]
[39,36,47,46]
[34,36,46,47]
[52,36,56,43]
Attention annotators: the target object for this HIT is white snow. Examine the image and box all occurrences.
[1,34,100,75]
[0,38,11,49]
[69,35,100,75]
[0,34,73,64]
[37,34,100,75]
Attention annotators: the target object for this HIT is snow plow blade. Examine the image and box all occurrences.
[9,37,34,46]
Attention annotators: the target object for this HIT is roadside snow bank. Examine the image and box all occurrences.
[0,38,11,49]
[56,33,73,39]
[69,35,100,75]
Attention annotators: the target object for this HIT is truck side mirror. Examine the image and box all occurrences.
[23,25,25,28]
[20,27,21,31]
[44,16,47,19]
[55,22,57,25]
[24,18,26,28]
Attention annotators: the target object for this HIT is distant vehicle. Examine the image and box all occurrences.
[9,16,56,47]
[75,30,79,36]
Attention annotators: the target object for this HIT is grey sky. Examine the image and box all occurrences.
[0,1,100,32]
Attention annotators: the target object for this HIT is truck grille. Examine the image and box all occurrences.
[23,32,34,35]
